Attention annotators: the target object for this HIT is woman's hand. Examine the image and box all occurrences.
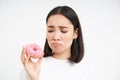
[21,47,43,80]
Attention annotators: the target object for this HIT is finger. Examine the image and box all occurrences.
[21,47,28,65]
[36,56,43,64]
[37,52,44,63]
[26,54,31,63]
[21,47,26,64]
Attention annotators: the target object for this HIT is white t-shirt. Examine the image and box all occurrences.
[19,56,96,80]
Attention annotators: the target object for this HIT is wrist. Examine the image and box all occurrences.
[29,76,39,80]
[30,78,39,80]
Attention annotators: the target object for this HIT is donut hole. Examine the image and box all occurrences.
[33,47,37,51]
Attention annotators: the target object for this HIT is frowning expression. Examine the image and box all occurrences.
[46,14,78,54]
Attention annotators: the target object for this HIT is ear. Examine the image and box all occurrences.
[73,28,78,39]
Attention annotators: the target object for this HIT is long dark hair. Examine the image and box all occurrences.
[44,6,84,63]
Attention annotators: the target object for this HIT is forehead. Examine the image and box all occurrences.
[47,14,73,28]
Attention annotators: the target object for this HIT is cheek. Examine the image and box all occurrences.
[46,32,52,39]
[62,33,74,43]
[62,36,73,49]
[46,33,52,43]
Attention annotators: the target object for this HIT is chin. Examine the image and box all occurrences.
[52,50,62,54]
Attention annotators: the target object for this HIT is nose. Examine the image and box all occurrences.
[53,31,60,41]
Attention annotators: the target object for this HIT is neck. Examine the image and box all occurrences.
[52,50,71,60]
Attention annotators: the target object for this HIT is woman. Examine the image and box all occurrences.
[20,6,85,80]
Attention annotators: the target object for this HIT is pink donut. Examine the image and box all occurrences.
[25,43,43,58]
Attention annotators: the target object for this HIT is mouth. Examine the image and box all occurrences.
[51,42,61,47]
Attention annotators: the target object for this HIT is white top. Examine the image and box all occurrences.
[19,56,96,80]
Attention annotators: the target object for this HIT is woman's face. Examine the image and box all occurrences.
[46,14,78,56]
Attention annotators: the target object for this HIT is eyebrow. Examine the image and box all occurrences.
[47,25,68,28]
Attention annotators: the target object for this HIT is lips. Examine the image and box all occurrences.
[51,42,61,47]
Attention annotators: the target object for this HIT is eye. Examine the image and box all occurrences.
[48,30,54,33]
[61,31,68,33]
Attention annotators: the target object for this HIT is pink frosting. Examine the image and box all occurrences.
[25,43,43,58]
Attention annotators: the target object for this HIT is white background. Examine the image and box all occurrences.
[0,0,120,80]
